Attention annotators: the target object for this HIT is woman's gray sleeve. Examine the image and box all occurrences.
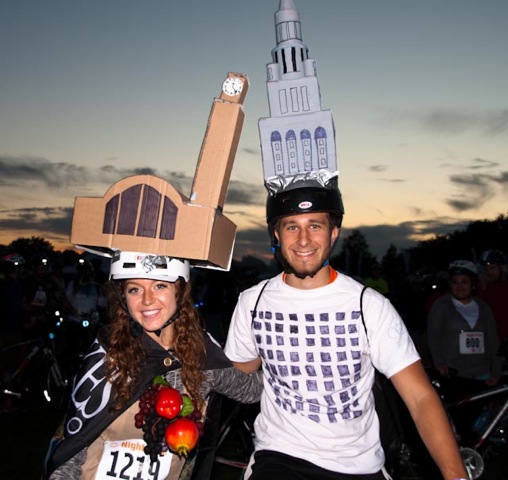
[163,366,262,403]
[48,448,86,479]
[205,367,263,403]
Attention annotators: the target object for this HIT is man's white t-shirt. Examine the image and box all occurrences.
[224,272,419,474]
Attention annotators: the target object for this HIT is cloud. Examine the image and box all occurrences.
[0,207,73,236]
[468,158,500,170]
[0,155,196,190]
[377,108,508,136]
[0,157,500,263]
[0,156,270,252]
[226,180,265,205]
[446,170,508,211]
[0,155,267,208]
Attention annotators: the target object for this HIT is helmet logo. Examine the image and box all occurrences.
[298,201,313,210]
[141,255,167,273]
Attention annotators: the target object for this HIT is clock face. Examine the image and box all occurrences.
[222,77,244,96]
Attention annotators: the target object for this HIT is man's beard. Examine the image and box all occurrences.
[277,246,332,280]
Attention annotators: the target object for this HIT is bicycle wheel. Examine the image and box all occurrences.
[460,447,484,480]
[20,348,68,412]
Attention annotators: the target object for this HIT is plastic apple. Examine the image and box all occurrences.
[154,387,183,420]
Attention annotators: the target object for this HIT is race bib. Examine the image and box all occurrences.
[459,331,485,354]
[96,439,172,480]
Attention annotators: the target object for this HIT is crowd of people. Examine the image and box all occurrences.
[0,254,108,358]
[1,244,507,479]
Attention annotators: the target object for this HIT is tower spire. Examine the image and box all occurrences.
[259,0,338,193]
[275,0,302,46]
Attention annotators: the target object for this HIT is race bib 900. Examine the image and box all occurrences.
[459,331,485,354]
[96,439,172,479]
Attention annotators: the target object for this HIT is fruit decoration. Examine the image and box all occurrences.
[154,386,183,420]
[135,375,205,462]
[164,417,200,457]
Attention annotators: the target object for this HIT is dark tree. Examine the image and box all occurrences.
[7,236,55,265]
[331,229,375,278]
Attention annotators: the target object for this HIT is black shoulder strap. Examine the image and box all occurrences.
[251,280,270,324]
[359,285,369,345]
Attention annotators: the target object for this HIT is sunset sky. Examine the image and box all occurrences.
[1,0,507,262]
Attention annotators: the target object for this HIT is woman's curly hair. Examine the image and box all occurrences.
[103,279,206,411]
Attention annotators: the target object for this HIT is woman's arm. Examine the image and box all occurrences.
[47,448,86,480]
[205,367,263,403]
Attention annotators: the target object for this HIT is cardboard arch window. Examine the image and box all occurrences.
[71,73,249,271]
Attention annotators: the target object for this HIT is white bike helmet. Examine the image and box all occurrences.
[479,249,507,266]
[448,260,478,277]
[110,251,190,283]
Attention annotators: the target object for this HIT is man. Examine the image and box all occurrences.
[476,249,508,343]
[224,185,467,479]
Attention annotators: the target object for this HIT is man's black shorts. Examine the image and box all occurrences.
[248,450,385,479]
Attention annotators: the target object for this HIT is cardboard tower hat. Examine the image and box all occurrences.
[70,73,249,271]
[259,0,343,218]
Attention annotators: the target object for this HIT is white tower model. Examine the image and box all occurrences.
[259,0,338,193]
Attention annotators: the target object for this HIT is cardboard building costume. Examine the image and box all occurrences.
[71,72,249,270]
[259,0,341,200]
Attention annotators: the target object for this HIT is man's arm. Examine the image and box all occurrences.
[390,360,468,480]
[232,358,262,374]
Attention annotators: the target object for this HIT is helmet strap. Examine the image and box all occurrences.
[154,307,180,337]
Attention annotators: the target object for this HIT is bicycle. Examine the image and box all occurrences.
[0,315,69,413]
[431,375,508,479]
[213,398,257,473]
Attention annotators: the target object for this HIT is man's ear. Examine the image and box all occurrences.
[331,226,340,248]
[332,226,340,241]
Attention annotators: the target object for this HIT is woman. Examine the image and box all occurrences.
[45,251,262,479]
[427,259,501,387]
[427,259,502,444]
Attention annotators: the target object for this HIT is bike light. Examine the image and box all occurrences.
[82,320,90,328]
[43,390,51,402]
